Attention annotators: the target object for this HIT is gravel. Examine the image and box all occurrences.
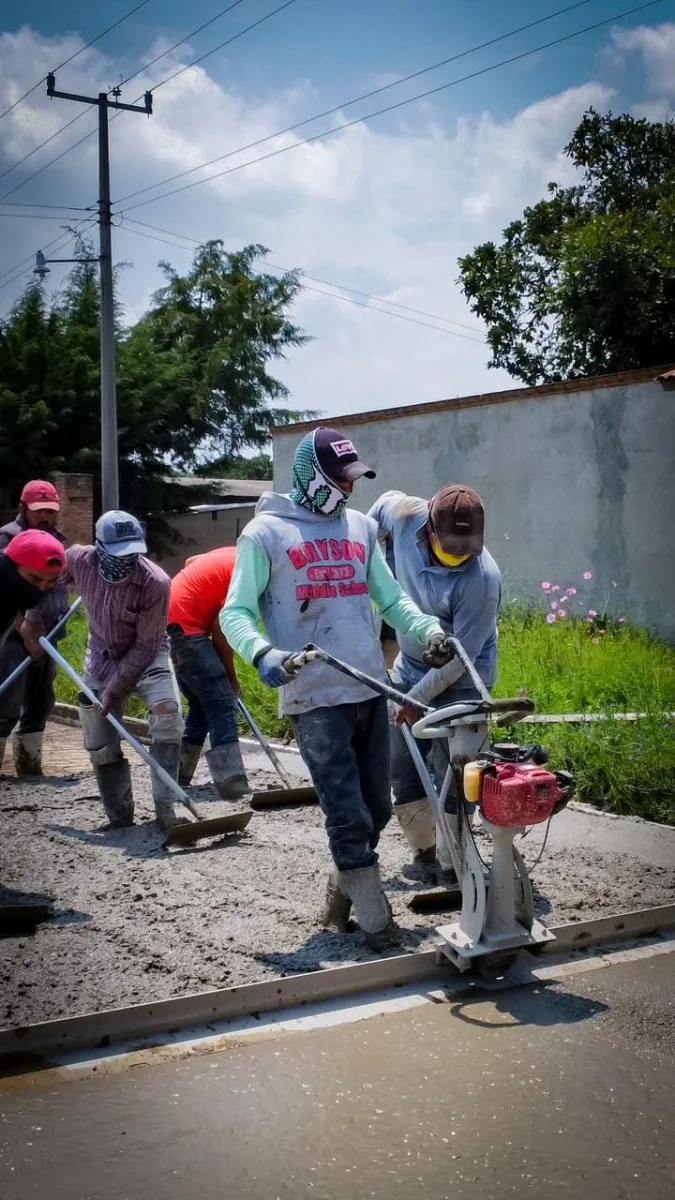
[2,741,674,1028]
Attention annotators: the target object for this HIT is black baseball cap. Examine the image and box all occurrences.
[313,427,376,483]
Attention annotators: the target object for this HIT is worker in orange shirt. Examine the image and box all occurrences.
[167,547,248,800]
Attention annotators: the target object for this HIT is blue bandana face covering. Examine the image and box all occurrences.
[96,541,139,583]
[290,432,350,518]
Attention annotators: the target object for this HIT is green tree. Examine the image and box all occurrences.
[0,240,311,542]
[458,109,675,385]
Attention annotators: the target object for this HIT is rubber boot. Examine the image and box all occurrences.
[205,741,248,800]
[93,758,134,829]
[12,731,44,777]
[338,865,399,953]
[149,741,185,830]
[0,738,6,772]
[321,865,353,932]
[396,798,437,882]
[178,740,203,787]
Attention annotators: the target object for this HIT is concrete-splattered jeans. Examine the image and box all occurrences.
[292,697,392,873]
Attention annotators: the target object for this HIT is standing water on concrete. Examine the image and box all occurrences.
[0,956,673,1199]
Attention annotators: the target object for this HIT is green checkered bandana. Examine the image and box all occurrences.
[290,432,349,517]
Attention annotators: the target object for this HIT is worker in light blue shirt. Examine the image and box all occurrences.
[367,484,502,881]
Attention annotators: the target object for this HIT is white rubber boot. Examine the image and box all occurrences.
[338,865,399,953]
[13,731,44,776]
[206,742,248,800]
[395,798,436,863]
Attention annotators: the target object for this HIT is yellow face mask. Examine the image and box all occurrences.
[429,532,471,567]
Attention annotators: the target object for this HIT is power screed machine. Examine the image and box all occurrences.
[294,638,575,972]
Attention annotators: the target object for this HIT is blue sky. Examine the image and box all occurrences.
[1,1,674,417]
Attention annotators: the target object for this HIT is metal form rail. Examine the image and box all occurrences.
[1,905,674,1077]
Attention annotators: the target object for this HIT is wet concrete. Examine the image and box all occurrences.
[1,955,673,1199]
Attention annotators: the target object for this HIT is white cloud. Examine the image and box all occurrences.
[610,21,675,98]
[0,21,660,423]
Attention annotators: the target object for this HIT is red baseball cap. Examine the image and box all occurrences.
[20,480,60,512]
[4,530,66,574]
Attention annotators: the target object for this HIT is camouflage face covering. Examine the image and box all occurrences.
[96,541,139,583]
[290,432,350,517]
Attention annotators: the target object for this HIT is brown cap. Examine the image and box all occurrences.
[429,484,484,556]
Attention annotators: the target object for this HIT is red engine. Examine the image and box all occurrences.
[480,762,564,828]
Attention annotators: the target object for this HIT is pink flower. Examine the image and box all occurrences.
[551,584,560,592]
[541,581,551,591]
[556,610,567,620]
[550,600,558,610]
[559,594,567,603]
[546,613,556,625]
[583,571,593,581]
[566,587,577,596]
[588,609,597,618]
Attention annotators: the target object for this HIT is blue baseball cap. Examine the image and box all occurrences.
[95,510,147,556]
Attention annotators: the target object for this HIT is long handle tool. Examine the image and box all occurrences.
[39,640,252,848]
[0,596,82,699]
[237,698,318,809]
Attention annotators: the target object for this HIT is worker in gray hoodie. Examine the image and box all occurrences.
[368,485,502,881]
[221,427,454,952]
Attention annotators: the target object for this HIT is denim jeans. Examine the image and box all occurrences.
[0,632,57,737]
[168,627,238,748]
[389,676,483,815]
[292,697,392,873]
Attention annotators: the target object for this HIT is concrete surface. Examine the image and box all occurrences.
[273,373,675,641]
[0,955,673,1199]
[1,723,673,1029]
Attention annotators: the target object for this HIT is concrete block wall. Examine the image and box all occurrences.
[272,367,675,643]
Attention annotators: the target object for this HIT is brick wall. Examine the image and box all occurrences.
[51,473,93,547]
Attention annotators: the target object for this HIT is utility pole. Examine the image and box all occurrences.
[46,74,152,511]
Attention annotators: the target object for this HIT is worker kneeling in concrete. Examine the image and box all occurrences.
[221,427,454,951]
[167,547,247,798]
[0,481,69,775]
[368,485,501,882]
[22,511,184,831]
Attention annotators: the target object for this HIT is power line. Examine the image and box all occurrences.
[115,0,602,206]
[119,0,666,214]
[0,211,97,221]
[0,0,155,124]
[123,215,484,335]
[118,216,485,341]
[0,0,298,203]
[0,201,90,210]
[118,0,250,91]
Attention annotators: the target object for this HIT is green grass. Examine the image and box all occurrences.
[55,606,675,824]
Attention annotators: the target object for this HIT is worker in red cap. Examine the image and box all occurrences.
[0,530,65,772]
[368,484,502,883]
[0,481,69,775]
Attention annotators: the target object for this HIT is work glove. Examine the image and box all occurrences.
[423,629,456,669]
[257,648,302,689]
[100,683,127,716]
